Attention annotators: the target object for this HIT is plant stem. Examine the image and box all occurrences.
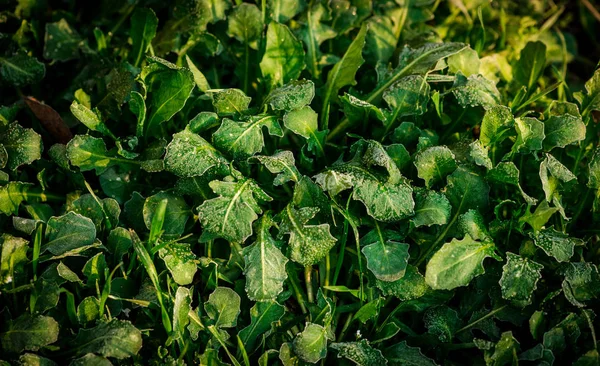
[305,266,314,303]
[456,305,508,334]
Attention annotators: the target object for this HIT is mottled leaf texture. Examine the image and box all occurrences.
[330,340,388,365]
[414,146,457,188]
[159,243,197,285]
[426,235,499,290]
[198,178,271,243]
[0,234,29,285]
[513,117,545,153]
[266,79,315,111]
[412,190,452,227]
[445,166,490,214]
[382,75,430,127]
[205,287,241,328]
[243,215,288,301]
[143,191,190,237]
[164,128,228,177]
[500,253,544,306]
[260,22,305,88]
[44,19,82,61]
[293,323,329,363]
[588,147,600,189]
[384,341,438,366]
[72,319,142,359]
[44,212,96,256]
[562,262,600,307]
[533,228,582,263]
[543,114,586,150]
[253,151,300,185]
[211,88,252,116]
[424,306,462,342]
[452,73,501,110]
[278,205,336,266]
[480,105,515,147]
[362,225,409,282]
[238,301,285,351]
[213,115,283,159]
[1,314,59,353]
[0,54,45,87]
[0,122,42,170]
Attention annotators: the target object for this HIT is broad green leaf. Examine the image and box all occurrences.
[238,301,285,351]
[412,189,452,227]
[340,94,385,126]
[211,89,252,116]
[424,305,462,342]
[448,48,480,76]
[562,262,600,307]
[185,55,211,93]
[330,340,388,365]
[69,354,113,366]
[543,114,586,150]
[533,228,582,262]
[253,151,300,185]
[0,234,29,285]
[143,192,190,237]
[57,261,83,284]
[283,106,325,155]
[205,287,241,328]
[243,215,288,301]
[227,3,263,49]
[293,323,329,363]
[164,128,228,178]
[458,210,492,242]
[297,2,337,79]
[198,178,272,243]
[539,154,576,218]
[159,243,197,285]
[130,8,158,67]
[480,105,515,147]
[382,75,430,130]
[172,287,192,343]
[499,252,543,307]
[72,319,142,359]
[70,100,114,139]
[0,123,42,170]
[77,297,100,326]
[142,56,195,136]
[414,146,457,188]
[260,22,305,88]
[320,24,367,128]
[484,331,520,366]
[361,224,409,282]
[18,353,58,366]
[354,180,414,223]
[213,115,283,159]
[278,205,336,266]
[384,341,438,366]
[266,80,315,111]
[72,194,120,232]
[43,212,96,256]
[445,166,490,214]
[66,135,123,174]
[425,235,499,290]
[82,253,106,287]
[364,15,396,65]
[0,182,32,215]
[0,54,45,87]
[129,91,146,137]
[488,162,537,204]
[451,73,501,110]
[44,19,82,61]
[0,314,59,353]
[469,140,493,170]
[513,116,545,153]
[514,41,547,91]
[520,200,559,232]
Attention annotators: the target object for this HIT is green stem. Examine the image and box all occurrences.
[305,266,314,303]
[456,305,508,334]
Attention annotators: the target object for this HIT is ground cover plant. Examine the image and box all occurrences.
[1,0,600,364]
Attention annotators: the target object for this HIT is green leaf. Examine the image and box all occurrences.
[514,41,547,91]
[159,243,197,285]
[142,56,195,136]
[488,162,537,205]
[260,22,305,88]
[330,340,388,365]
[500,252,544,307]
[484,331,520,366]
[520,200,559,232]
[0,234,29,285]
[412,189,452,227]
[376,265,429,301]
[382,75,430,130]
[238,301,285,351]
[69,354,113,366]
[253,151,300,186]
[513,116,545,153]
[353,180,414,223]
[543,114,586,150]
[213,115,283,159]
[172,286,192,343]
[562,262,600,307]
[265,80,315,111]
[414,146,457,188]
[0,182,32,215]
[66,135,122,174]
[211,89,252,116]
[205,287,241,328]
[143,191,190,238]
[539,154,576,218]
[384,341,438,366]
[293,323,329,363]
[72,194,120,232]
[283,106,325,155]
[424,305,462,342]
[425,235,499,290]
[72,319,142,359]
[533,228,582,263]
[297,2,337,79]
[361,224,409,282]
[243,215,288,301]
[267,0,305,22]
[278,205,336,266]
[480,105,515,147]
[445,166,490,214]
[469,140,493,170]
[340,94,385,126]
[0,314,59,353]
[44,19,82,61]
[130,8,158,67]
[0,123,42,170]
[227,3,263,49]
[43,212,96,256]
[198,178,272,243]
[451,73,501,110]
[448,48,480,77]
[0,54,45,87]
[320,24,367,128]
[578,68,600,115]
[164,128,228,178]
[70,101,113,138]
[364,15,396,65]
[588,147,600,189]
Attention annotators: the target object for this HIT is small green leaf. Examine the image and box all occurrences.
[0,234,29,285]
[425,235,499,290]
[384,341,438,366]
[293,323,329,363]
[480,105,515,147]
[266,80,315,111]
[283,106,325,156]
[278,205,336,266]
[172,287,192,343]
[69,353,113,366]
[143,192,190,238]
[533,228,582,263]
[211,89,252,116]
[238,301,285,351]
[43,212,96,256]
[452,73,501,110]
[164,128,228,178]
[412,189,452,227]
[424,306,462,342]
[543,114,586,150]
[414,146,457,188]
[213,115,283,159]
[0,182,32,215]
[562,262,600,307]
[382,75,430,130]
[376,265,429,301]
[72,319,142,359]
[0,314,59,353]
[227,3,263,49]
[500,252,543,307]
[513,117,545,153]
[469,140,493,170]
[44,19,82,61]
[253,151,300,186]
[445,166,490,214]
[0,123,42,170]
[159,243,197,286]
[0,54,45,87]
[514,41,547,91]
[130,8,158,67]
[361,224,409,282]
[70,101,113,137]
[330,340,388,365]
[205,287,241,328]
[488,162,537,205]
[260,22,305,88]
[448,48,480,77]
[66,135,120,174]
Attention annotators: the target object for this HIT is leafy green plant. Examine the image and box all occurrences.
[1,0,600,365]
